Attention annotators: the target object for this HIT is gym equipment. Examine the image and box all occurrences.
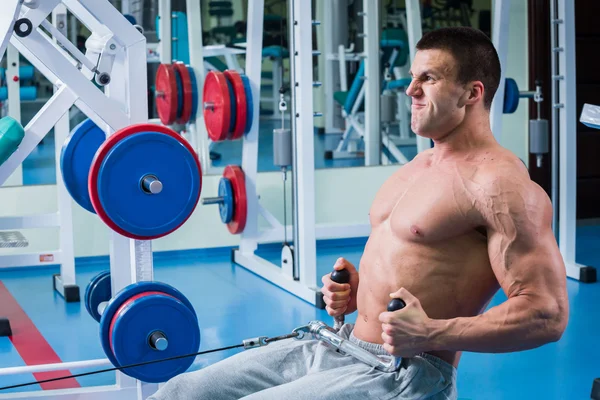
[592,378,600,400]
[155,62,199,126]
[0,86,37,101]
[96,281,201,383]
[0,317,11,337]
[503,77,540,114]
[329,269,351,330]
[84,270,111,323]
[203,70,253,142]
[201,165,247,234]
[61,120,201,239]
[155,63,178,125]
[88,123,202,240]
[0,116,24,166]
[0,65,35,82]
[294,268,406,372]
[60,118,106,213]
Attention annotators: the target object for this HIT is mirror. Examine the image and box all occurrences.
[0,0,495,190]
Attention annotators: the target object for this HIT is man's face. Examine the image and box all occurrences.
[405,49,471,139]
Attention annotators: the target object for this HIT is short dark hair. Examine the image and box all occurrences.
[415,27,501,109]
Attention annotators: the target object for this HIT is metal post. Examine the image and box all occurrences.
[238,0,265,254]
[187,0,205,157]
[489,0,511,144]
[554,0,592,281]
[289,0,317,287]
[404,0,431,153]
[550,0,559,237]
[158,0,171,63]
[363,0,380,166]
[52,3,78,301]
[3,43,23,186]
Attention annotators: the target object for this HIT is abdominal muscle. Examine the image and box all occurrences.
[350,225,498,368]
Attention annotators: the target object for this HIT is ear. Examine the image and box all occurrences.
[461,81,484,106]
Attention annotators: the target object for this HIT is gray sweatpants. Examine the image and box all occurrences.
[148,324,457,400]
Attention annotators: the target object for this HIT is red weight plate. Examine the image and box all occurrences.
[223,165,247,234]
[223,70,247,140]
[88,124,202,240]
[203,71,231,142]
[155,64,178,125]
[173,63,193,125]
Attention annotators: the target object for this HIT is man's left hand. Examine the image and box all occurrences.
[379,287,436,357]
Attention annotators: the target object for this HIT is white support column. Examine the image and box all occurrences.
[238,0,265,254]
[0,0,22,61]
[404,0,430,153]
[158,0,172,63]
[554,0,592,282]
[489,0,510,144]
[289,0,318,289]
[52,3,78,299]
[363,0,381,166]
[187,0,206,162]
[3,43,23,187]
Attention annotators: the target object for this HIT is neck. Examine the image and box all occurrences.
[431,112,496,161]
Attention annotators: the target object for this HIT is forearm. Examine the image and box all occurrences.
[429,294,566,353]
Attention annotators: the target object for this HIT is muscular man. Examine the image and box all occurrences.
[149,26,568,400]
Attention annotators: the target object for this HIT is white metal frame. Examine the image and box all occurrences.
[0,5,77,306]
[229,0,374,308]
[2,43,23,186]
[551,0,592,281]
[489,0,511,142]
[0,0,159,398]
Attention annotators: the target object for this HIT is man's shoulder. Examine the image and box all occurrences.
[469,151,552,226]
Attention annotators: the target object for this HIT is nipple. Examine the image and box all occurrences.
[410,225,422,236]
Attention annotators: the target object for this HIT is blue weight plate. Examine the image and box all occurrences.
[187,66,198,121]
[60,119,105,213]
[85,270,108,316]
[85,270,111,322]
[174,65,184,120]
[225,77,236,137]
[96,131,201,238]
[240,74,253,134]
[218,177,234,224]
[110,293,201,383]
[99,281,198,371]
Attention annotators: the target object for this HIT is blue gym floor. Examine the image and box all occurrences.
[0,227,599,399]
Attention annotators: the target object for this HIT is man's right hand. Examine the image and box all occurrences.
[321,258,359,317]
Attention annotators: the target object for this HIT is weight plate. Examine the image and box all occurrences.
[85,270,111,322]
[203,71,231,142]
[155,64,178,125]
[224,70,247,140]
[174,65,184,120]
[173,63,193,124]
[109,291,200,383]
[99,281,198,374]
[88,124,202,240]
[240,74,253,135]
[223,165,247,234]
[218,177,234,224]
[224,77,236,139]
[187,66,198,121]
[60,118,105,213]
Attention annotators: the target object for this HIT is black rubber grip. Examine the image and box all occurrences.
[387,298,406,311]
[330,269,350,284]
